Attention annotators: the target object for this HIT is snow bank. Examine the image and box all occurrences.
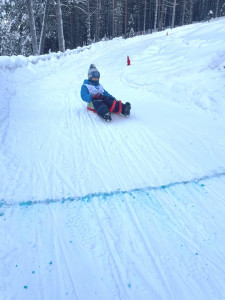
[0,46,91,71]
[0,70,15,145]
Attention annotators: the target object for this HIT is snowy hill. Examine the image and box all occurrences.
[0,17,225,300]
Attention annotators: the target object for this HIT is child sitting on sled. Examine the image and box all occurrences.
[80,64,131,121]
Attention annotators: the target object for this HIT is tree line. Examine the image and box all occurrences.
[0,0,224,56]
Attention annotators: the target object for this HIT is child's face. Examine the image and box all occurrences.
[92,77,99,81]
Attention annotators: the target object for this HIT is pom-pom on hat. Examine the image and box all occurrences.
[88,64,100,80]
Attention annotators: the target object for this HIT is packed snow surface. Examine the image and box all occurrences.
[0,17,225,300]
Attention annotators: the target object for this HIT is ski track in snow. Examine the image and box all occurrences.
[1,177,225,300]
[0,17,225,300]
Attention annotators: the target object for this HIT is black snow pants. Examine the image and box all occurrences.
[92,96,125,118]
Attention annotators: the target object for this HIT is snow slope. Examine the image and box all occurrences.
[0,17,225,300]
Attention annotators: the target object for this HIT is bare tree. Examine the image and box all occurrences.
[55,0,65,52]
[26,0,38,55]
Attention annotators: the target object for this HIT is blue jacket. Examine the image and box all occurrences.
[80,79,115,103]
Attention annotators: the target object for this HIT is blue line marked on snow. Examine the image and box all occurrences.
[0,200,6,208]
[1,170,225,208]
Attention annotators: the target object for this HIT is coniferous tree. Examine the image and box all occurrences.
[26,0,39,55]
[128,13,135,37]
[1,0,225,56]
[188,0,194,24]
[215,0,220,17]
[171,0,177,29]
[143,0,147,34]
[124,0,128,37]
[114,0,123,37]
[221,3,225,16]
[158,0,166,31]
[0,0,33,56]
[55,0,65,52]
[95,0,100,42]
[39,0,51,54]
[181,0,187,25]
[154,0,159,31]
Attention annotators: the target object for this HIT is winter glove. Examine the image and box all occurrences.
[92,93,102,100]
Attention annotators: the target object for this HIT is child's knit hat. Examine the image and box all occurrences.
[88,64,100,80]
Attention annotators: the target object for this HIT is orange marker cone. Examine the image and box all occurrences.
[127,56,131,66]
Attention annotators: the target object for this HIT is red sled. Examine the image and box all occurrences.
[87,100,122,114]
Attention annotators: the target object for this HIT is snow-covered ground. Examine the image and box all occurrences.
[0,17,225,300]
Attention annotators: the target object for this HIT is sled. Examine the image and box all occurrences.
[87,100,122,114]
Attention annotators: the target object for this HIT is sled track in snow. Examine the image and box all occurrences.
[1,170,225,208]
